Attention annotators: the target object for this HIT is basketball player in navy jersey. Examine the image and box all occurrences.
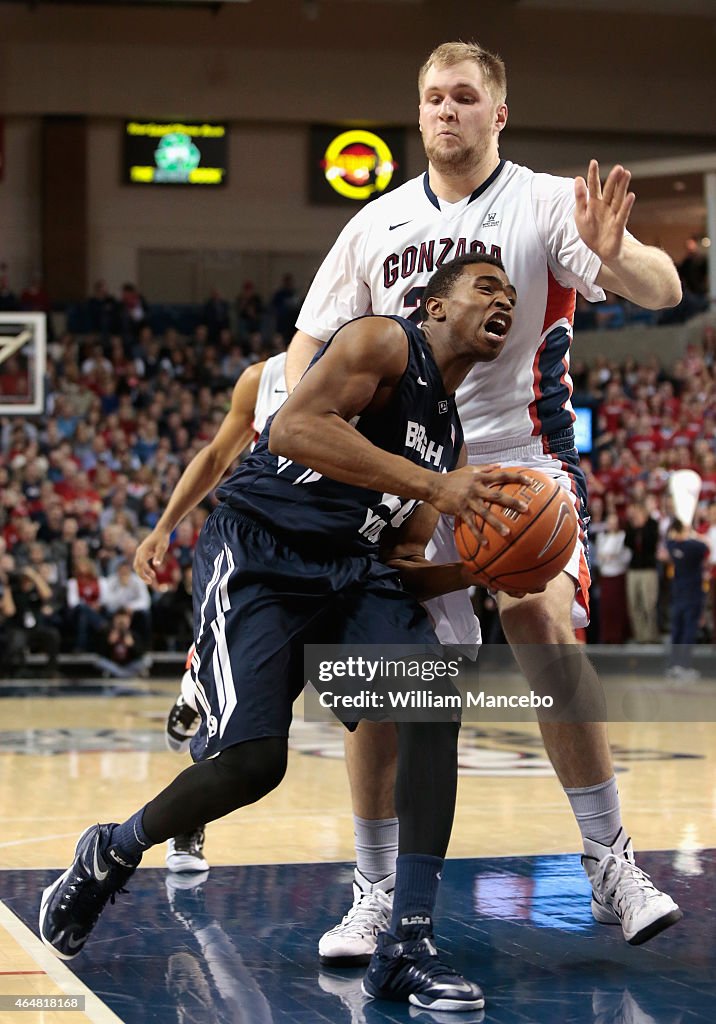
[41,254,532,1012]
[288,40,682,959]
[135,352,288,875]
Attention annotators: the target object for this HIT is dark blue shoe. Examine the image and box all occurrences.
[39,824,136,960]
[362,929,485,1012]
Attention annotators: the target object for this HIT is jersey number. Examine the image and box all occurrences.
[403,286,426,324]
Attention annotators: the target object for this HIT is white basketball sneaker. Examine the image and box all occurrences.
[581,829,682,945]
[318,869,394,966]
[166,827,209,874]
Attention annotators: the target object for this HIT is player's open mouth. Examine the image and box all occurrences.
[484,313,511,341]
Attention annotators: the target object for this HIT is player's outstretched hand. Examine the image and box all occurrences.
[430,465,531,545]
[134,528,170,586]
[574,159,635,263]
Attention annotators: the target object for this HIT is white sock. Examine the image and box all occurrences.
[564,776,623,848]
[353,815,398,884]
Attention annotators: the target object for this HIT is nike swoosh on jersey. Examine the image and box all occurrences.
[417,377,428,386]
[389,220,412,230]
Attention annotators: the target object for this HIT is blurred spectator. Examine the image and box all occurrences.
[0,559,25,674]
[677,237,709,307]
[151,563,193,651]
[270,273,300,343]
[86,279,120,339]
[703,502,716,644]
[236,280,264,339]
[624,502,660,643]
[595,512,632,644]
[594,292,626,330]
[663,519,710,680]
[0,262,20,311]
[67,556,108,652]
[8,565,61,673]
[95,608,149,679]
[103,560,152,646]
[20,274,52,337]
[0,355,31,398]
[119,283,148,342]
[573,293,596,331]
[201,288,231,343]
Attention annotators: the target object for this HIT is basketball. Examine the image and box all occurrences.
[454,468,579,592]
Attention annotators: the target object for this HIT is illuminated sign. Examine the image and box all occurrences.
[310,125,405,205]
[123,120,228,186]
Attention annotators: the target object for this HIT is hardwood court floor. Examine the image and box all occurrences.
[0,673,714,1023]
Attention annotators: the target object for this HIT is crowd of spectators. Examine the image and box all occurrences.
[0,271,300,674]
[0,266,714,676]
[567,329,716,659]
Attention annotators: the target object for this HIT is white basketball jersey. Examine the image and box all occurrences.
[297,160,605,447]
[252,352,288,441]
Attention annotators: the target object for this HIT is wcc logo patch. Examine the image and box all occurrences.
[482,211,500,228]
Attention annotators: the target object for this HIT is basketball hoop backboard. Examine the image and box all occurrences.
[0,313,46,415]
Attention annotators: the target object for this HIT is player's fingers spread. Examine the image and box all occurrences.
[602,165,622,205]
[490,469,534,488]
[617,192,636,225]
[463,518,489,547]
[612,168,631,207]
[574,177,588,212]
[587,160,601,198]
[482,489,527,513]
[475,503,510,538]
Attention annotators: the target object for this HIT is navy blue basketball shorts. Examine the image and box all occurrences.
[188,505,440,761]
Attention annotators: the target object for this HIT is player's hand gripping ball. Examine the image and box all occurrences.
[455,468,579,592]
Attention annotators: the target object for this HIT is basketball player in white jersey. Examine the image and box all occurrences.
[286,41,682,959]
[135,352,288,872]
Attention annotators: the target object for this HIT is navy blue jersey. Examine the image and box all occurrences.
[216,316,464,556]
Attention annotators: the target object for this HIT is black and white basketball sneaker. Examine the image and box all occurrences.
[165,693,201,754]
[166,827,209,874]
[362,923,485,1012]
[39,824,136,960]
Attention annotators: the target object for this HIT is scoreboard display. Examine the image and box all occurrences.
[309,125,405,205]
[124,120,228,186]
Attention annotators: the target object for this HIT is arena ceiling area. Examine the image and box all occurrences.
[1,0,714,11]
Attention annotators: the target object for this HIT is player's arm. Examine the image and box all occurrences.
[285,330,323,392]
[134,361,264,584]
[576,160,681,309]
[271,318,432,497]
[379,502,474,603]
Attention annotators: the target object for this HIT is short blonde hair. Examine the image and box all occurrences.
[418,41,507,106]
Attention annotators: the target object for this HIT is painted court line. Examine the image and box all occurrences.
[0,900,124,1024]
[0,970,46,975]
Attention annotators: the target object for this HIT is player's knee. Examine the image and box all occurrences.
[498,578,575,644]
[216,737,288,803]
